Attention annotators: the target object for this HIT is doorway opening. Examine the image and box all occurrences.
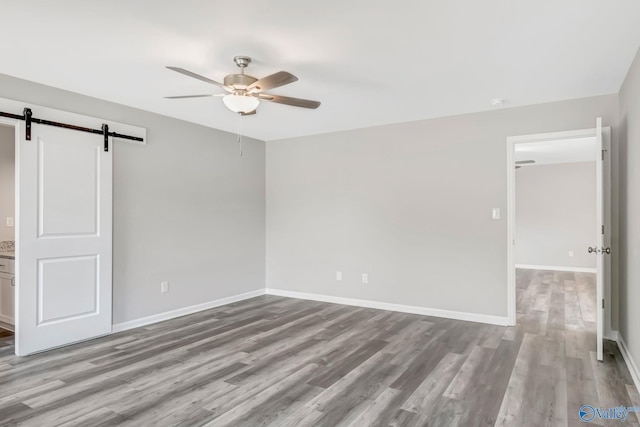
[506,122,612,361]
[0,123,16,345]
[513,137,597,360]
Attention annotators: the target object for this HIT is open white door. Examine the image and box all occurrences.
[594,117,605,362]
[17,124,112,355]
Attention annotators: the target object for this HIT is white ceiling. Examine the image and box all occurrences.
[1,1,639,141]
[515,137,597,166]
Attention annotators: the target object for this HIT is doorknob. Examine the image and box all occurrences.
[588,247,611,254]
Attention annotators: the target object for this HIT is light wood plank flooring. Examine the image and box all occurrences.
[0,269,637,426]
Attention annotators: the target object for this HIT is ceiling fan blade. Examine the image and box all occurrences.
[247,71,298,93]
[164,94,213,99]
[240,110,257,116]
[166,66,231,91]
[256,93,320,109]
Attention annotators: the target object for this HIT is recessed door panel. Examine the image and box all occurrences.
[38,138,99,237]
[38,256,98,325]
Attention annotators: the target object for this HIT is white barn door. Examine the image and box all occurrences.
[17,124,112,355]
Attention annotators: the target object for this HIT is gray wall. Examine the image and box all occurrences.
[0,73,266,324]
[515,162,596,269]
[266,95,617,318]
[0,126,15,242]
[619,47,640,377]
[0,70,625,335]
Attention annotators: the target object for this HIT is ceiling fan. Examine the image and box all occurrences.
[165,56,321,115]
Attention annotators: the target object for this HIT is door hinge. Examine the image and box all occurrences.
[601,225,605,235]
[602,298,605,309]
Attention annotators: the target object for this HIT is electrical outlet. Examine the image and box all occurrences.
[569,251,574,257]
[336,271,342,281]
[161,281,169,293]
[362,273,368,284]
[6,217,14,227]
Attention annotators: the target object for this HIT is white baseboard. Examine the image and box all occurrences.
[618,334,640,393]
[265,288,509,326]
[0,318,14,332]
[515,264,597,273]
[606,330,619,341]
[0,314,14,327]
[112,289,265,333]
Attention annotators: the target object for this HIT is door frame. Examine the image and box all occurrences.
[506,126,612,337]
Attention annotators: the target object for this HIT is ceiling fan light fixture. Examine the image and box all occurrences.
[222,94,260,113]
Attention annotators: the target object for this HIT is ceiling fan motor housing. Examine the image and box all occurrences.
[224,74,258,91]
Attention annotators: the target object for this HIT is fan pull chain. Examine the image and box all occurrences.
[237,112,243,157]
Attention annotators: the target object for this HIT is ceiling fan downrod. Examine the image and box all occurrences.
[233,56,251,75]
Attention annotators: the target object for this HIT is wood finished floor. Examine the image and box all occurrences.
[0,269,638,426]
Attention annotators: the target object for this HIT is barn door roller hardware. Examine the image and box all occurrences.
[0,107,144,152]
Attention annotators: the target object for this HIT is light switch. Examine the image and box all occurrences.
[5,217,14,227]
[362,273,368,284]
[492,208,501,220]
[336,271,342,281]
